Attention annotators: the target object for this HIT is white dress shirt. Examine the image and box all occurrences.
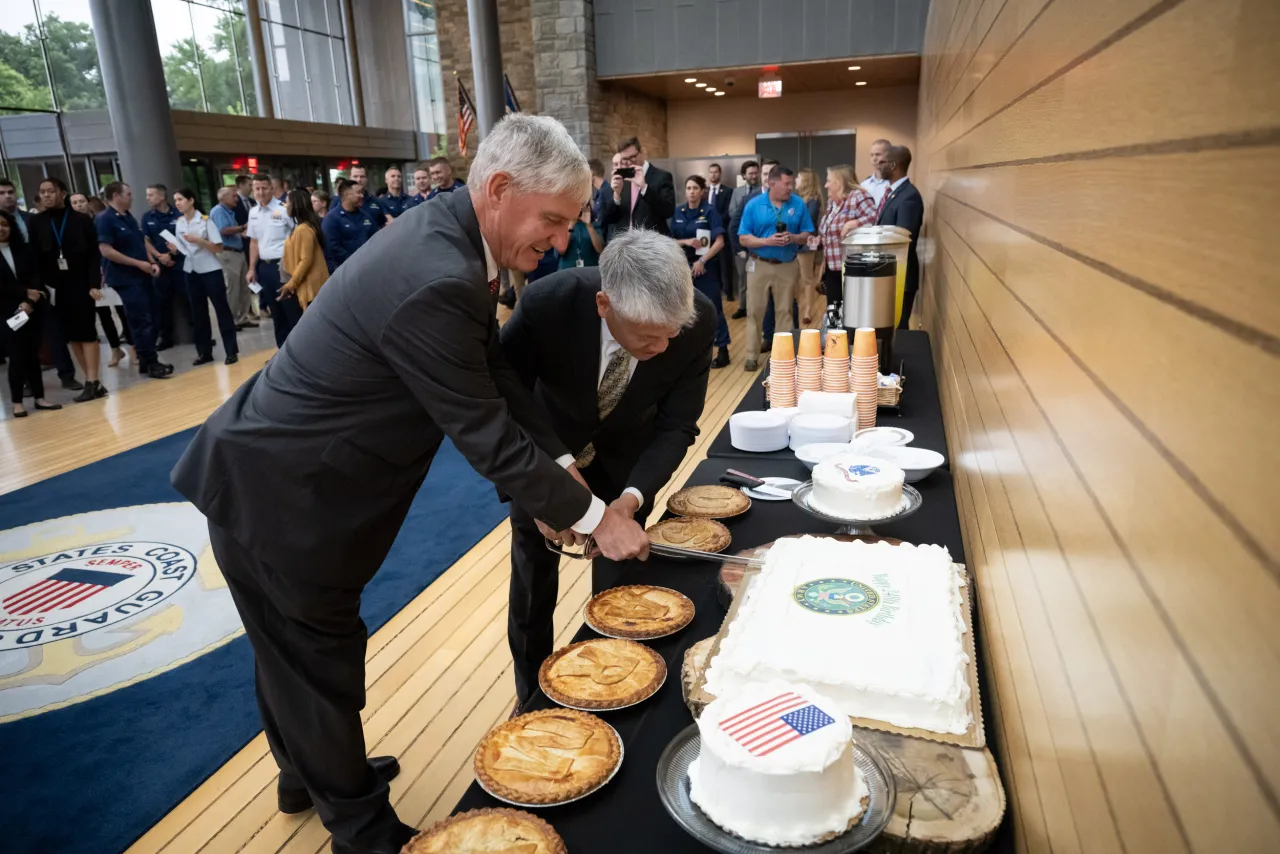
[861,174,891,205]
[246,198,293,261]
[173,211,224,275]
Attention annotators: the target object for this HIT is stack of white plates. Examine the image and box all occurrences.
[788,413,853,450]
[729,411,790,452]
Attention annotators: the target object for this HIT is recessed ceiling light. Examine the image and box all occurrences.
[685,77,697,83]
[848,65,861,71]
[696,82,707,88]
[855,81,867,86]
[706,87,717,92]
[715,91,725,96]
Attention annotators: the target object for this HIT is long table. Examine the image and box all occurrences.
[452,330,974,851]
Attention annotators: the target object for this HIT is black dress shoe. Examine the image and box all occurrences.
[60,376,84,391]
[94,381,109,399]
[73,382,98,403]
[34,401,63,411]
[156,340,172,351]
[712,347,731,369]
[278,756,401,815]
[147,363,173,379]
[225,354,238,365]
[193,355,215,366]
[12,408,27,418]
[731,307,747,319]
[157,361,175,375]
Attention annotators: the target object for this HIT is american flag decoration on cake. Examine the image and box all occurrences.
[719,691,836,757]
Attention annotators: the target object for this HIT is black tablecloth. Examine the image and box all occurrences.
[453,331,979,852]
[706,329,950,462]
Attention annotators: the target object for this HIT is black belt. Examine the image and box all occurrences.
[748,253,785,265]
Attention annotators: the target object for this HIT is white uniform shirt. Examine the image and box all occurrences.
[173,211,223,275]
[246,198,293,261]
[861,174,891,205]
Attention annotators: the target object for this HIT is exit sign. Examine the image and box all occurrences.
[758,78,782,98]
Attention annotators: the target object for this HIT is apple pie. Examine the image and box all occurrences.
[647,516,731,553]
[474,709,620,805]
[402,807,566,854]
[539,637,666,710]
[666,484,751,519]
[585,584,695,639]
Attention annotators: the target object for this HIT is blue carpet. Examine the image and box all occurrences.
[0,429,508,854]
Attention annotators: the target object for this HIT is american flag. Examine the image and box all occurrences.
[2,568,130,616]
[719,692,836,757]
[457,80,477,157]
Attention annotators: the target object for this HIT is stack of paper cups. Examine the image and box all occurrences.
[769,332,797,408]
[796,329,822,393]
[822,330,850,393]
[851,327,879,431]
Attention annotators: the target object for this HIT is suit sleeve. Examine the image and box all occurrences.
[598,190,623,227]
[643,170,676,222]
[900,191,924,238]
[624,303,715,501]
[380,278,591,529]
[495,288,572,461]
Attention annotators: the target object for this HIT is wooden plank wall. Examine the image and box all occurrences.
[912,0,1280,851]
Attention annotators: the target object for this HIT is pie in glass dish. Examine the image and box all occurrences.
[402,807,566,853]
[584,584,695,639]
[474,708,621,806]
[539,637,666,710]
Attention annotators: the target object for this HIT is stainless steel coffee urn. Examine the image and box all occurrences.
[842,252,897,372]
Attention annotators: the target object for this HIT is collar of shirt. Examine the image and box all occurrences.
[889,176,909,192]
[599,317,639,388]
[481,236,498,282]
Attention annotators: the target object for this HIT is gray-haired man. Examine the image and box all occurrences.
[211,187,254,327]
[500,229,715,710]
[171,114,650,854]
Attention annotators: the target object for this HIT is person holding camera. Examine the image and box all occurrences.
[598,136,675,236]
[736,165,815,371]
[670,175,731,368]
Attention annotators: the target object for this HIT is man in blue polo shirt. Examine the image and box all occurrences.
[95,182,172,379]
[737,164,814,371]
[321,179,378,273]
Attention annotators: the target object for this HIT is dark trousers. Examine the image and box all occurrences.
[899,289,918,330]
[255,259,295,348]
[97,306,129,348]
[42,314,77,380]
[208,522,410,849]
[508,465,651,704]
[823,268,843,317]
[2,309,44,403]
[114,278,158,366]
[151,264,186,346]
[692,268,730,348]
[187,269,239,359]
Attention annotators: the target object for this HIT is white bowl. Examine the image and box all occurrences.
[794,442,859,471]
[788,413,853,450]
[862,445,945,482]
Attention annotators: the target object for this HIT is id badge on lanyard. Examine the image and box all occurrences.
[57,255,68,271]
[54,208,70,270]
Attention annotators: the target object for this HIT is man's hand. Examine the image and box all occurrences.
[246,267,256,284]
[591,502,650,562]
[26,289,42,303]
[145,262,160,277]
[90,288,103,301]
[159,253,175,267]
[769,232,790,247]
[691,259,706,278]
[536,518,586,548]
[610,173,624,200]
[631,168,646,193]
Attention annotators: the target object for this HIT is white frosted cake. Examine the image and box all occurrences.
[689,681,868,846]
[809,455,905,519]
[705,536,972,735]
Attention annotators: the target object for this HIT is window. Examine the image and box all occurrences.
[260,0,351,125]
[151,0,257,115]
[405,0,445,136]
[0,0,106,112]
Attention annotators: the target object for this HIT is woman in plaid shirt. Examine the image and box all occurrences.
[818,165,878,319]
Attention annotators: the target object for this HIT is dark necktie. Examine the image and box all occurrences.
[576,347,631,468]
[875,187,891,223]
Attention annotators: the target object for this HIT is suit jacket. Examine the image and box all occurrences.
[707,183,732,223]
[875,178,924,293]
[598,163,676,236]
[500,267,715,504]
[171,190,593,588]
[0,235,41,316]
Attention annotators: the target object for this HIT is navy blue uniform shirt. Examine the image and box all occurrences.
[321,205,377,273]
[95,208,150,287]
[141,205,180,261]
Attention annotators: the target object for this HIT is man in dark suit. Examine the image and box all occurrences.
[707,162,732,223]
[874,145,925,329]
[500,230,715,708]
[170,115,650,854]
[598,136,676,236]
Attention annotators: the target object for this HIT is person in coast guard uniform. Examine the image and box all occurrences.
[670,175,731,368]
[322,179,378,274]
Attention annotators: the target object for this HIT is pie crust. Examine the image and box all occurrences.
[474,708,621,805]
[403,807,567,854]
[539,638,667,709]
[585,585,695,639]
[667,485,752,519]
[647,517,732,553]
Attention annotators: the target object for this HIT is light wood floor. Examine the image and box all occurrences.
[0,301,757,853]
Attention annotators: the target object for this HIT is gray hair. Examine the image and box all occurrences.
[468,114,591,202]
[599,230,696,328]
[217,186,235,203]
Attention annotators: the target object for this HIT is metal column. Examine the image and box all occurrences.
[87,0,183,217]
[466,0,505,138]
[242,0,275,119]
[338,0,366,126]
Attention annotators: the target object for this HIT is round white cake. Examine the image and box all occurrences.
[689,681,868,846]
[809,455,905,519]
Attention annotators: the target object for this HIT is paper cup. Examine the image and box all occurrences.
[824,330,849,360]
[797,329,822,358]
[772,333,796,361]
[852,328,878,359]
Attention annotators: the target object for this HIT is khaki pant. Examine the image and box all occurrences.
[745,257,798,363]
[797,250,826,327]
[220,250,251,322]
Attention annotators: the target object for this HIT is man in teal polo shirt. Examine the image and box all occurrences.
[736,165,814,370]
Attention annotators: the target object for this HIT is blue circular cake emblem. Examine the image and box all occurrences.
[840,463,881,481]
[793,578,881,615]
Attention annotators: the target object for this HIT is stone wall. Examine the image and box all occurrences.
[594,82,668,160]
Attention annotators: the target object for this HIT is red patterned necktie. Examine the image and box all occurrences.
[489,276,500,300]
[874,186,891,223]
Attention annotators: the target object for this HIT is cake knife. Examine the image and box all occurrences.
[544,537,761,566]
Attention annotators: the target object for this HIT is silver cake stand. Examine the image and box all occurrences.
[790,482,923,536]
[656,724,896,853]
